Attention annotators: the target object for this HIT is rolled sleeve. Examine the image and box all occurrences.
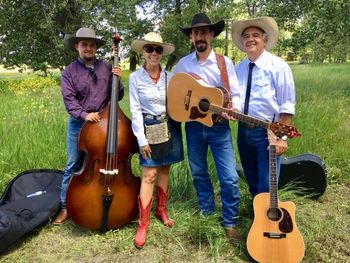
[225,57,241,109]
[276,64,296,116]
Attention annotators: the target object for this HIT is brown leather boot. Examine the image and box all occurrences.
[54,208,70,225]
[134,196,153,249]
[155,186,175,227]
[224,227,241,243]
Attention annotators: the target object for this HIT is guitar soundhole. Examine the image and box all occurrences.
[198,99,210,112]
[267,208,282,221]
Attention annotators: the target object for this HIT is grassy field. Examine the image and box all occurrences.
[0,63,349,262]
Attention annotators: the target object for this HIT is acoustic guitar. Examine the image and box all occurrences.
[246,130,305,263]
[167,72,301,139]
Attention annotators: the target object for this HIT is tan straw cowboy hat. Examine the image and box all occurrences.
[131,32,175,56]
[231,17,279,51]
[63,28,106,51]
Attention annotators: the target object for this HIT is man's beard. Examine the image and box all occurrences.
[83,56,94,61]
[195,40,207,53]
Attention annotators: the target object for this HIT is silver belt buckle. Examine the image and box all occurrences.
[157,114,168,121]
[144,114,153,120]
[144,113,167,121]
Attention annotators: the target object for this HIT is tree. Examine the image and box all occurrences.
[0,0,152,72]
[1,0,348,71]
[0,0,87,72]
[258,0,350,62]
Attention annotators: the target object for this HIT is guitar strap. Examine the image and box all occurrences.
[215,53,232,108]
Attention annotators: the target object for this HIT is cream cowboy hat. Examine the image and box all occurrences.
[180,12,225,38]
[231,17,279,51]
[63,28,106,51]
[131,32,175,56]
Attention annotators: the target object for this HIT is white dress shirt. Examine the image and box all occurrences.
[129,66,173,147]
[235,50,296,122]
[174,49,241,109]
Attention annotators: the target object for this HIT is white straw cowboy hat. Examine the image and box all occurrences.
[231,17,279,51]
[131,32,175,56]
[63,28,106,51]
[180,12,225,38]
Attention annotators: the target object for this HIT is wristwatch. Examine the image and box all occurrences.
[280,135,288,141]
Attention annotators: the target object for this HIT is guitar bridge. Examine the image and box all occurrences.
[184,90,192,111]
[263,232,286,239]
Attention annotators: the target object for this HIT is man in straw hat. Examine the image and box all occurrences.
[54,28,124,225]
[129,32,183,248]
[231,17,296,198]
[174,12,241,242]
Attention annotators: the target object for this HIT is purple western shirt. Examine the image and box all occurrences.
[61,58,124,120]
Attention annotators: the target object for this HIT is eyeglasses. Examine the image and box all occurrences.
[143,45,163,55]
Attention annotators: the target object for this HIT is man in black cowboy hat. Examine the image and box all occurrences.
[174,12,241,242]
[54,27,124,225]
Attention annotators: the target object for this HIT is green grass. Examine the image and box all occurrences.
[0,63,349,262]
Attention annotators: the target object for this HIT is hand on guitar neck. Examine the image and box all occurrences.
[221,107,239,122]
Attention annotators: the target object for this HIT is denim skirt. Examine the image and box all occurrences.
[140,117,184,167]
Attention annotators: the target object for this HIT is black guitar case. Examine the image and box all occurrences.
[0,169,63,254]
[278,153,327,199]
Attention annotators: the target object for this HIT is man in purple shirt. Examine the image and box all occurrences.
[54,28,124,224]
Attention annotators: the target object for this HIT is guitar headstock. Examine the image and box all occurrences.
[269,122,301,139]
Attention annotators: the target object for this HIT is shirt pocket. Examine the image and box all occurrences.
[73,76,89,99]
[254,76,275,100]
[98,75,110,86]
[76,83,89,101]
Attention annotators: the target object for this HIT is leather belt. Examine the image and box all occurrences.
[143,113,168,121]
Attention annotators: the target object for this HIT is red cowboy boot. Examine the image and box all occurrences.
[155,186,175,227]
[134,196,153,249]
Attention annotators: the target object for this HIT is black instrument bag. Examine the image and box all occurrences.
[0,169,63,254]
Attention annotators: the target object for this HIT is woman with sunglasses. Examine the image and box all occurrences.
[129,32,184,249]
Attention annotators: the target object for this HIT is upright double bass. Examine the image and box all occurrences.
[66,32,141,231]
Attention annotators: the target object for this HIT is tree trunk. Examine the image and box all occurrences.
[129,54,137,72]
[165,54,177,71]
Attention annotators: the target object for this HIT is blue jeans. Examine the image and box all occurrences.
[60,117,85,208]
[185,121,240,227]
[237,123,281,198]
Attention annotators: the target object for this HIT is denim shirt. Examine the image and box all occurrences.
[61,58,124,120]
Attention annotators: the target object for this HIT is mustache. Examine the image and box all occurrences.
[195,40,207,46]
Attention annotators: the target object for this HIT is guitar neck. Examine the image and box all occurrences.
[209,104,270,129]
[269,144,278,209]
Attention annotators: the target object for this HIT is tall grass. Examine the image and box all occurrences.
[289,63,350,183]
[0,63,349,262]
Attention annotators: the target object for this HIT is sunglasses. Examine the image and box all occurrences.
[143,45,163,55]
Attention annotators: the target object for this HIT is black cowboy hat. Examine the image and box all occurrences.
[180,13,225,37]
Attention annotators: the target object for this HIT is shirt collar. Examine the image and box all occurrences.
[77,57,97,69]
[190,49,216,64]
[140,64,165,78]
[249,50,268,68]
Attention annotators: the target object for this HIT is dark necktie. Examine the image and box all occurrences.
[88,67,97,83]
[243,62,255,114]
